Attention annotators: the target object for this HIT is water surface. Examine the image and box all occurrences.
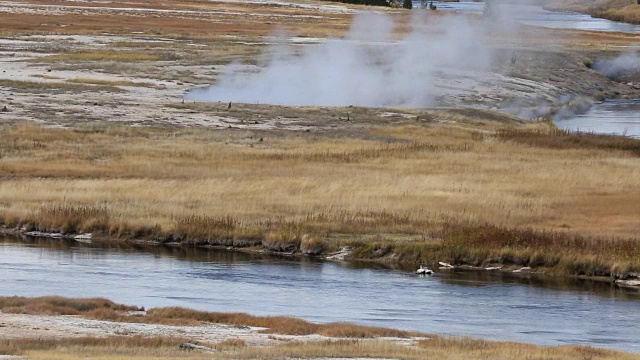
[555,100,640,138]
[1,237,640,352]
[424,1,640,34]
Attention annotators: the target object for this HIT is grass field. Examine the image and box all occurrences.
[4,336,639,360]
[1,115,639,276]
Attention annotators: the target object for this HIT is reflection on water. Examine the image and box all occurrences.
[507,4,640,33]
[2,236,640,352]
[416,0,485,13]
[417,2,640,34]
[555,100,640,138]
[16,236,638,299]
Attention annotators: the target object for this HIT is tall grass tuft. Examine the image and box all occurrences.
[32,204,110,234]
[497,128,640,155]
[146,307,423,337]
[0,296,140,315]
[0,336,184,356]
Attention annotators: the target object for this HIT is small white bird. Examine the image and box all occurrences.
[416,265,433,275]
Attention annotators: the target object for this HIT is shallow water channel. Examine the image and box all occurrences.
[555,100,640,138]
[426,1,640,34]
[2,237,640,352]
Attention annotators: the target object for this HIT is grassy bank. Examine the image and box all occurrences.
[0,117,639,277]
[0,296,421,338]
[1,297,639,360]
[544,0,640,25]
[3,336,638,360]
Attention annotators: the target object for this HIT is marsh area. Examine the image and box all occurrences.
[1,0,640,358]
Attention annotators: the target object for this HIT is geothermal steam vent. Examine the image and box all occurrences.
[186,13,492,108]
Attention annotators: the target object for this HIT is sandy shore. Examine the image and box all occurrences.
[0,311,421,347]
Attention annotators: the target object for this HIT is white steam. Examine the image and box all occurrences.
[186,13,493,107]
[593,47,640,81]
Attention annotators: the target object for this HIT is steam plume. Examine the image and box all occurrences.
[593,47,640,81]
[186,13,493,108]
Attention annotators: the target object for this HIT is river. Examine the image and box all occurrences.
[2,237,639,353]
[555,100,640,138]
[423,1,640,34]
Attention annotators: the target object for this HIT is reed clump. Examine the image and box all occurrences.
[353,222,640,276]
[29,204,111,234]
[0,296,141,315]
[146,307,421,337]
[0,336,186,357]
[0,296,421,338]
[497,128,640,155]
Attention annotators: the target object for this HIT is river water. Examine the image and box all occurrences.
[555,100,640,138]
[425,1,640,34]
[2,237,640,352]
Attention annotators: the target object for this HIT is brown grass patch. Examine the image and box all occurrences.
[1,297,639,359]
[0,119,639,274]
[146,307,422,337]
[0,79,122,92]
[35,51,164,63]
[0,296,422,338]
[0,296,141,315]
[0,0,351,39]
[0,336,188,357]
[67,77,156,87]
[218,338,640,359]
[31,204,111,234]
[497,128,640,156]
[545,0,640,25]
[5,335,639,360]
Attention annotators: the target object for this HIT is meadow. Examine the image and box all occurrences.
[1,113,639,277]
[3,336,638,360]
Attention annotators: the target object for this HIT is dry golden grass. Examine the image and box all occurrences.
[0,120,639,273]
[545,0,640,24]
[66,77,155,87]
[498,127,640,155]
[1,297,638,359]
[0,296,422,338]
[35,51,165,63]
[0,0,353,39]
[4,336,640,360]
[0,296,141,315]
[221,338,640,360]
[0,336,194,358]
[595,5,640,24]
[0,79,122,92]
[146,307,423,337]
[1,122,637,236]
[1,298,638,359]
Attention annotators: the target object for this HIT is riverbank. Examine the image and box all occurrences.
[1,0,640,292]
[544,0,640,25]
[1,120,639,285]
[1,296,639,360]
